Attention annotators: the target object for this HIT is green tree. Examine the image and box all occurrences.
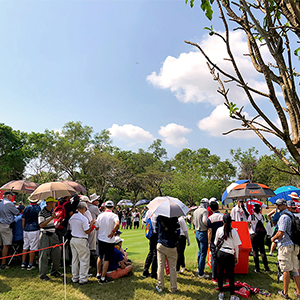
[230,147,259,182]
[0,124,30,185]
[185,0,300,176]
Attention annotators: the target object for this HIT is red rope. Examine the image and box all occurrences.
[0,242,64,260]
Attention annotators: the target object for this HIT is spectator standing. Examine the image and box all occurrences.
[133,209,140,229]
[21,198,41,270]
[176,216,190,273]
[142,210,158,279]
[69,202,96,284]
[156,215,180,293]
[12,205,25,250]
[207,201,224,284]
[230,199,249,222]
[88,193,100,220]
[121,210,127,230]
[95,200,120,284]
[0,191,19,269]
[247,204,270,273]
[215,214,241,300]
[271,199,300,299]
[193,199,209,279]
[38,196,62,281]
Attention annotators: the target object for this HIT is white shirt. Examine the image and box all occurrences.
[178,216,188,236]
[214,227,241,258]
[133,212,140,222]
[69,212,89,239]
[95,210,119,243]
[248,212,264,235]
[84,209,93,223]
[230,205,248,222]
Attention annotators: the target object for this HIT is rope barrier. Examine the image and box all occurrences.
[0,242,64,260]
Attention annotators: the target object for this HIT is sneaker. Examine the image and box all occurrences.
[0,264,10,270]
[212,278,218,284]
[294,291,300,299]
[142,271,150,278]
[27,265,36,271]
[279,274,284,281]
[180,267,186,273]
[170,289,178,293]
[198,274,210,279]
[21,263,26,269]
[51,271,63,277]
[96,274,101,280]
[71,279,79,283]
[156,285,163,293]
[269,252,273,256]
[99,276,113,284]
[278,290,289,299]
[254,269,261,273]
[265,268,271,273]
[218,293,224,300]
[40,275,51,281]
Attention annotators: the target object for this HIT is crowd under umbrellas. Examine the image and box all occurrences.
[1,179,300,299]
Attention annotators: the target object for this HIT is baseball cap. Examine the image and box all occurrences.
[45,196,58,203]
[105,200,114,207]
[276,199,287,206]
[3,191,13,196]
[287,200,296,208]
[115,236,124,244]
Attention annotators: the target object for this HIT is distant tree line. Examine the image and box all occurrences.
[1,121,299,206]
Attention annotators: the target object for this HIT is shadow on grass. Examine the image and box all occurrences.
[0,280,11,293]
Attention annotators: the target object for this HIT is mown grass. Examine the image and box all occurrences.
[0,224,297,300]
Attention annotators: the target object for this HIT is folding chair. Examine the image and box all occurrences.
[7,240,23,266]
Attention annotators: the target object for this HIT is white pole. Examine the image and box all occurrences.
[63,237,67,300]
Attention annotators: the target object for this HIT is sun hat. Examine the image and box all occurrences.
[276,199,287,206]
[45,196,58,203]
[90,193,100,202]
[288,192,299,199]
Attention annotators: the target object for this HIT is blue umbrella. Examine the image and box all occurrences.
[268,186,300,204]
[135,199,149,206]
[222,179,249,205]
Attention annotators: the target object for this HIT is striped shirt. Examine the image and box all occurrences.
[38,207,55,233]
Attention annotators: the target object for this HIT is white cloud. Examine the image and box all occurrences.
[197,105,256,139]
[147,31,271,106]
[159,123,192,147]
[108,124,154,144]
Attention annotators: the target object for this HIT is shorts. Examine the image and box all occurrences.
[23,230,40,250]
[134,221,139,228]
[0,223,13,246]
[98,240,115,262]
[278,244,300,272]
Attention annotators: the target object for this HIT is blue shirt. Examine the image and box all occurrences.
[108,248,124,271]
[13,214,23,242]
[157,216,180,248]
[277,209,293,248]
[22,204,41,231]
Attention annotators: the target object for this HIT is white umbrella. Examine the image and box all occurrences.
[147,196,189,218]
[29,182,76,201]
[117,199,134,206]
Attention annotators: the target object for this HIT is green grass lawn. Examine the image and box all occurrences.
[0,226,297,299]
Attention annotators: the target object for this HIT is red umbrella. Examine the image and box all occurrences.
[61,181,86,193]
[225,182,275,200]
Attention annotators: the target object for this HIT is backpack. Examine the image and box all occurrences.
[283,213,300,246]
[215,235,225,254]
[145,217,153,239]
[252,214,266,237]
[54,201,68,230]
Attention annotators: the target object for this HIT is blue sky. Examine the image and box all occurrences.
[0,0,288,161]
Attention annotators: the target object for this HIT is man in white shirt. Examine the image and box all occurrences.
[95,200,119,284]
[230,199,249,222]
[69,202,96,285]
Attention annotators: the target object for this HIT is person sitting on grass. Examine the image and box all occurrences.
[106,236,133,279]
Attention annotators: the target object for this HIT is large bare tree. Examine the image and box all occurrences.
[185,0,300,176]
